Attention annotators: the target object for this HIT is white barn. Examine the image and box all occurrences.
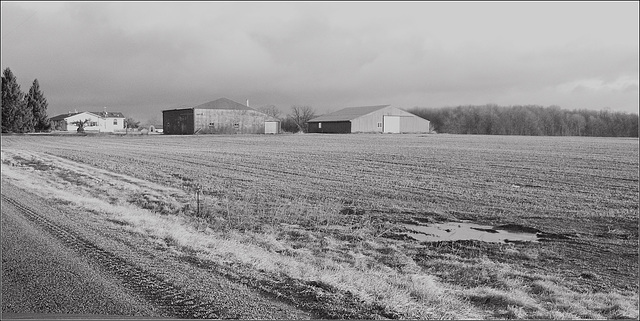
[307,105,430,134]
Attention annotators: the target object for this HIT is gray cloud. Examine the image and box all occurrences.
[2,2,637,122]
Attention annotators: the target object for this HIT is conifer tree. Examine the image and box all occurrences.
[16,100,34,132]
[26,78,50,132]
[1,68,26,133]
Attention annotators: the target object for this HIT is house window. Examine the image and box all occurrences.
[318,122,322,129]
[377,122,382,128]
[113,119,118,125]
[89,121,98,127]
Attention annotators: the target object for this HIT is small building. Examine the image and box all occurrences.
[307,105,430,134]
[148,124,163,133]
[50,111,125,132]
[162,98,280,135]
[264,121,280,134]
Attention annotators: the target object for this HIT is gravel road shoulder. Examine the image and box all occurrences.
[1,179,314,319]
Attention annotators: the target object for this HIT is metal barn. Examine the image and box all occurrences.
[162,98,280,135]
[307,105,430,133]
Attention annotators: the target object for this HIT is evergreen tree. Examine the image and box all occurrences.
[2,68,26,133]
[15,98,33,132]
[26,78,50,132]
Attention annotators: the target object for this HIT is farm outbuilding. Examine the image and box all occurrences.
[307,105,430,134]
[162,98,280,135]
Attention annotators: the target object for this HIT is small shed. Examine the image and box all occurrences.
[148,125,163,133]
[162,98,279,135]
[264,121,280,134]
[307,105,430,133]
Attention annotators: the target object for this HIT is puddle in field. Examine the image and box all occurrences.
[402,221,540,243]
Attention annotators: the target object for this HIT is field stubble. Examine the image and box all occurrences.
[1,134,638,319]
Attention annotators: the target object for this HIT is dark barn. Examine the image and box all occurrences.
[162,98,279,135]
[162,109,194,135]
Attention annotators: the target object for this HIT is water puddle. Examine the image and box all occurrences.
[402,221,539,243]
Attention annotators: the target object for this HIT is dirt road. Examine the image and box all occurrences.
[1,180,313,319]
[2,191,162,319]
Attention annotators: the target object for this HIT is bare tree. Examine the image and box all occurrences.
[71,119,90,133]
[288,105,316,133]
[125,117,140,130]
[257,105,282,120]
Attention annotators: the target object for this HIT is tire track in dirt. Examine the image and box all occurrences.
[1,194,221,319]
[2,149,190,214]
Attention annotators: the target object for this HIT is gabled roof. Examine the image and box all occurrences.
[308,105,390,122]
[193,98,254,111]
[90,111,125,118]
[50,112,83,121]
[50,111,125,121]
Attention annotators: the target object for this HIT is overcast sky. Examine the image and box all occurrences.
[2,1,638,122]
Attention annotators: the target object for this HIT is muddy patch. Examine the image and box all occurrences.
[511,183,543,189]
[401,221,540,243]
[8,155,56,171]
[106,218,131,226]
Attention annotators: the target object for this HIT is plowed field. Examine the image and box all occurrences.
[2,133,638,319]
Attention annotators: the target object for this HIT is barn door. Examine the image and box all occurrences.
[383,116,400,133]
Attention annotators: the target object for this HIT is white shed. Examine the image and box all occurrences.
[264,121,280,134]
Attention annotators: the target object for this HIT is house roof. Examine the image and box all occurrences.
[50,112,82,121]
[90,111,125,118]
[308,105,390,122]
[50,111,125,121]
[192,98,254,111]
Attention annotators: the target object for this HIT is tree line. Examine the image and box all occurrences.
[407,105,639,137]
[5,68,636,137]
[2,68,50,133]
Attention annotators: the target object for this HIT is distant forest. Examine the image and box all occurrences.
[408,105,639,137]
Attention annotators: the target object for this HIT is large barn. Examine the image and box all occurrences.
[162,98,280,135]
[307,105,430,133]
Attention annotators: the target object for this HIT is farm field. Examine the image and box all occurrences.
[1,133,638,319]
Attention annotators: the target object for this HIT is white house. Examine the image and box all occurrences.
[50,111,126,132]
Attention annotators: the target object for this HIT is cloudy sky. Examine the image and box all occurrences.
[2,2,638,122]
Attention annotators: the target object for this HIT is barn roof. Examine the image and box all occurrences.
[193,98,254,111]
[308,105,390,122]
